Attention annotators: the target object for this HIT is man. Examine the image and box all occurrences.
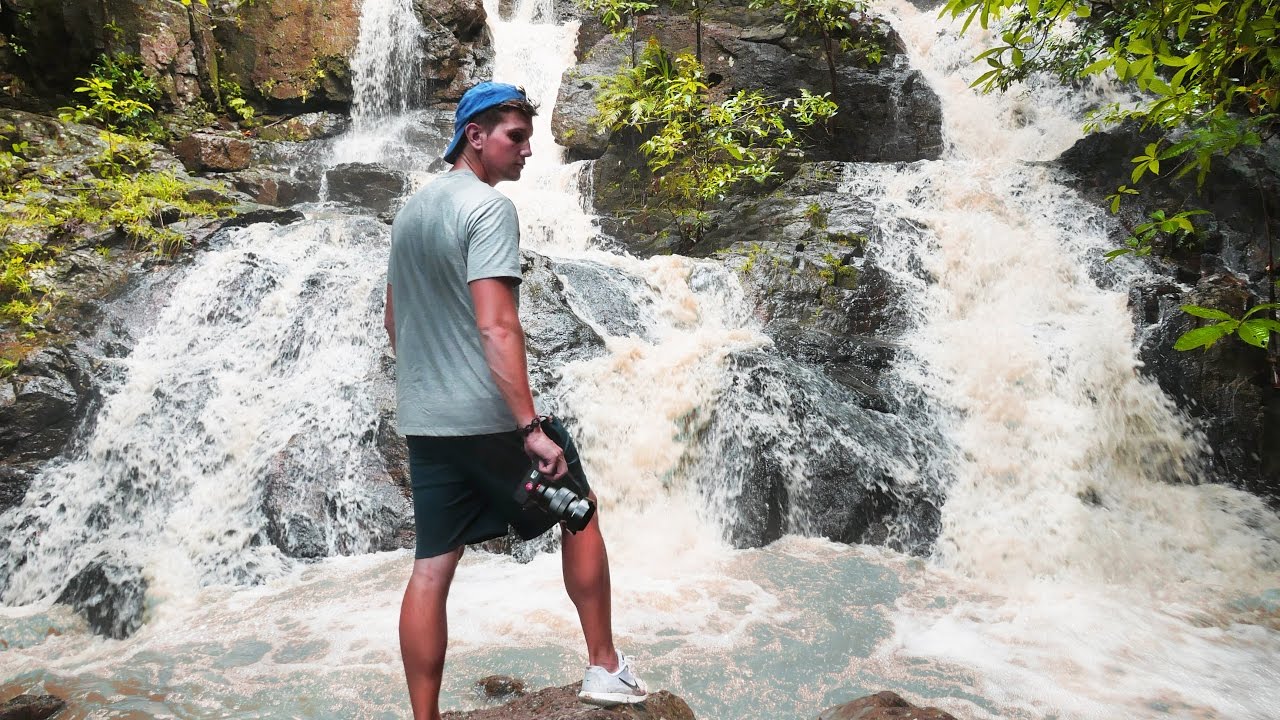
[384,82,648,720]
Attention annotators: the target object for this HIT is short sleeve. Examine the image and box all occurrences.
[465,196,522,284]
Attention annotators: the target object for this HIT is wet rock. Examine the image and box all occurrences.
[56,554,148,639]
[519,251,608,399]
[218,203,306,229]
[411,0,493,102]
[228,167,320,207]
[324,163,408,215]
[552,40,628,161]
[0,466,34,515]
[255,112,351,142]
[819,691,958,720]
[173,132,253,173]
[442,684,695,719]
[214,0,360,108]
[0,346,97,465]
[263,433,414,558]
[0,693,66,720]
[476,675,527,699]
[691,350,945,553]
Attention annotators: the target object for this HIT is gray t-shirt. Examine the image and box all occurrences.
[387,170,522,436]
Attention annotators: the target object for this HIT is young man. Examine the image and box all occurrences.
[384,82,647,720]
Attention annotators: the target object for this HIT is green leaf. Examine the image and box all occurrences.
[1181,304,1234,321]
[1174,324,1232,351]
[1241,302,1280,319]
[1104,248,1132,261]
[1237,320,1272,348]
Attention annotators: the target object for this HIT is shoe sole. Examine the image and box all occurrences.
[578,690,648,706]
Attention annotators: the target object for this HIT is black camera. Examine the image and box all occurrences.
[513,467,596,533]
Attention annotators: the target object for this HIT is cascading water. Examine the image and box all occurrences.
[2,0,1279,719]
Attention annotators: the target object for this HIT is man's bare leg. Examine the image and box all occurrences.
[400,547,464,720]
[561,495,620,671]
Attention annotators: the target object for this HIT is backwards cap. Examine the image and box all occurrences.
[443,82,530,163]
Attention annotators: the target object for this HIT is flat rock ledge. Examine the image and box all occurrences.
[443,684,694,720]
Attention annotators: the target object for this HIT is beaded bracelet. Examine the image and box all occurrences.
[517,415,550,437]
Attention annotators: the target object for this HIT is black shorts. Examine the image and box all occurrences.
[406,416,591,558]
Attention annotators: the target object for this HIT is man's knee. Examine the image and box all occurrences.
[408,546,464,590]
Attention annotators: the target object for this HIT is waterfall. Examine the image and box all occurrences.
[348,0,425,126]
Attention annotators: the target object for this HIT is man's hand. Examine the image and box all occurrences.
[523,428,568,481]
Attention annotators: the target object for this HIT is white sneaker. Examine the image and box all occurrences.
[578,650,648,706]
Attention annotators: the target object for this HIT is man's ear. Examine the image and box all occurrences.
[464,122,486,154]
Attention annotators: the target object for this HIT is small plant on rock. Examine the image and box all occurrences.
[594,40,838,247]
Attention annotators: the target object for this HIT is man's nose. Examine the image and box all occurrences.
[521,141,532,157]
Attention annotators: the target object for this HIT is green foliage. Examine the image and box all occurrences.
[1103,206,1208,260]
[595,40,838,244]
[0,132,230,330]
[804,201,828,229]
[943,0,1277,197]
[579,0,656,36]
[59,53,164,139]
[1175,303,1280,351]
[218,77,256,122]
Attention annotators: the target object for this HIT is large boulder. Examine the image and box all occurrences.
[562,13,942,255]
[172,131,253,172]
[56,553,148,639]
[554,12,943,164]
[323,162,408,215]
[0,346,97,470]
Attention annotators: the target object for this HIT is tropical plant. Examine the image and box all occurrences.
[1175,303,1280,351]
[59,53,163,138]
[595,40,838,245]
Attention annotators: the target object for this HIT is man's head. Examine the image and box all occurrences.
[444,82,538,185]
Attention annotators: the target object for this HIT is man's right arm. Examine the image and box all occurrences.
[470,277,567,479]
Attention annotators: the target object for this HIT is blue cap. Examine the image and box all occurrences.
[443,82,530,163]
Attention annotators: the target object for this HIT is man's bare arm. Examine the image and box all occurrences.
[470,277,566,478]
[384,284,396,352]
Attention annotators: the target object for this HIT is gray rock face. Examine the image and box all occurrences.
[689,350,944,552]
[323,163,408,215]
[0,347,96,468]
[519,252,608,398]
[554,14,943,165]
[56,554,147,639]
[262,433,414,559]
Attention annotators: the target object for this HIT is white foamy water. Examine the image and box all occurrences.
[866,2,1280,717]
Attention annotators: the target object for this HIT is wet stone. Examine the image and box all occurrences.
[0,693,66,720]
[476,675,526,699]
